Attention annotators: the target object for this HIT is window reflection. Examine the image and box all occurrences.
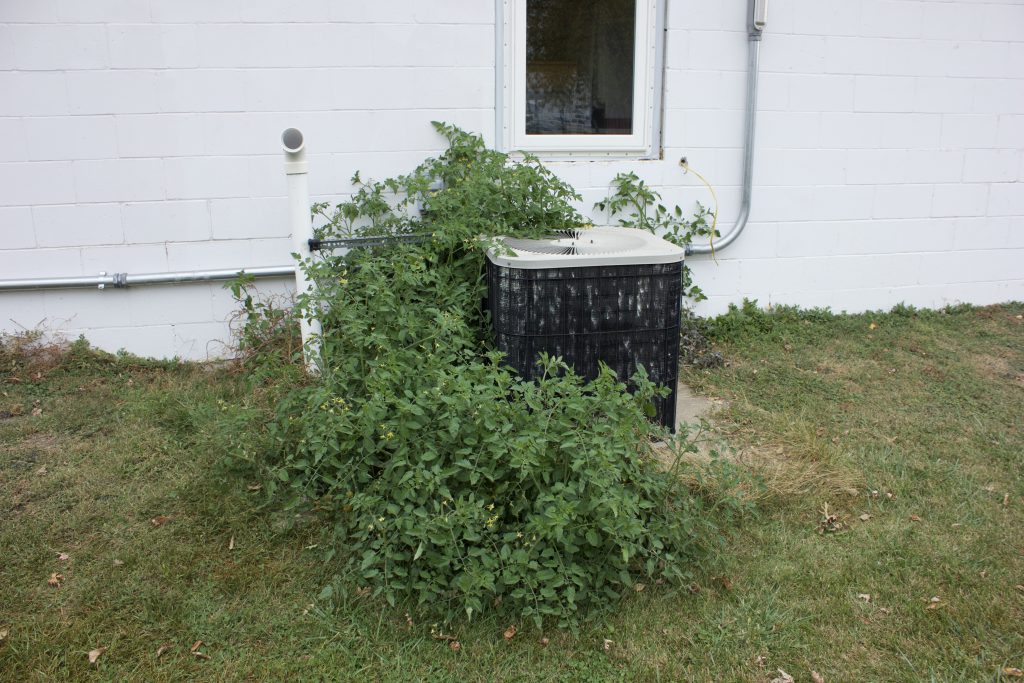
[525,0,636,136]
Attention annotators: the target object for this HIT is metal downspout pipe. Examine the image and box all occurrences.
[686,0,765,256]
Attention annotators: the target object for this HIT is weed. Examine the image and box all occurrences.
[596,171,716,302]
[228,124,747,628]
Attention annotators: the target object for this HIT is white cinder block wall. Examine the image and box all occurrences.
[1,0,1022,359]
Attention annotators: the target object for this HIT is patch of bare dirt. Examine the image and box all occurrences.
[0,432,62,456]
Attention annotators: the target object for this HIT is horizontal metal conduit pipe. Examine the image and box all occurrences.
[0,234,426,293]
[0,266,295,292]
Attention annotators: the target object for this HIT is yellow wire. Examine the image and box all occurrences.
[679,159,719,263]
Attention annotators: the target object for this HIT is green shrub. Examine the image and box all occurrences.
[238,123,747,628]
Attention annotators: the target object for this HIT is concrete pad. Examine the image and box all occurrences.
[675,382,718,433]
[653,381,725,464]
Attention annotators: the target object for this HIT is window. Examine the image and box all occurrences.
[499,0,664,157]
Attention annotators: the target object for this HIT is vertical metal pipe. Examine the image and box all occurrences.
[687,5,764,256]
[282,128,322,373]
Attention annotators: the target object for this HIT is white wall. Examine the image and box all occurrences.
[0,0,1022,358]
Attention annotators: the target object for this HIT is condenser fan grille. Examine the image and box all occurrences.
[503,228,649,256]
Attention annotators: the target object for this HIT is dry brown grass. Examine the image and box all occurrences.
[655,406,862,504]
[0,329,71,381]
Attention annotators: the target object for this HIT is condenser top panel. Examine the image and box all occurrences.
[485,226,686,269]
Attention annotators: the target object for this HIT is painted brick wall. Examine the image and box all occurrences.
[0,0,1022,359]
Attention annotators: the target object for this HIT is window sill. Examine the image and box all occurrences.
[507,149,663,162]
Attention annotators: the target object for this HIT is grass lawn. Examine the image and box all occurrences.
[1,303,1022,681]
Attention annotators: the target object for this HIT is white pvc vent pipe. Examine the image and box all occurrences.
[282,127,322,373]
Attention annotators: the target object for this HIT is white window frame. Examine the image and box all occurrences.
[497,0,665,159]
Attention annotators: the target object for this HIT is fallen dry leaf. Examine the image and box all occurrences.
[754,654,768,669]
[1004,493,1010,507]
[31,407,42,417]
[1002,667,1023,678]
[0,627,9,643]
[405,613,413,629]
[878,607,892,615]
[859,513,871,522]
[192,651,211,661]
[228,536,235,551]
[869,322,878,330]
[189,640,203,653]
[449,641,461,652]
[47,572,64,588]
[1015,585,1024,593]
[355,586,371,597]
[770,669,795,683]
[634,583,646,592]
[150,515,170,527]
[503,625,517,641]
[429,626,458,642]
[112,559,124,567]
[155,644,172,658]
[925,596,942,610]
[811,671,825,683]
[246,483,262,492]
[715,575,733,591]
[88,647,106,664]
[57,552,70,562]
[857,593,871,603]
[35,465,47,476]
[603,638,613,652]
[909,515,922,522]
[539,637,550,647]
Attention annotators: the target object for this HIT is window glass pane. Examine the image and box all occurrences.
[525,0,636,136]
